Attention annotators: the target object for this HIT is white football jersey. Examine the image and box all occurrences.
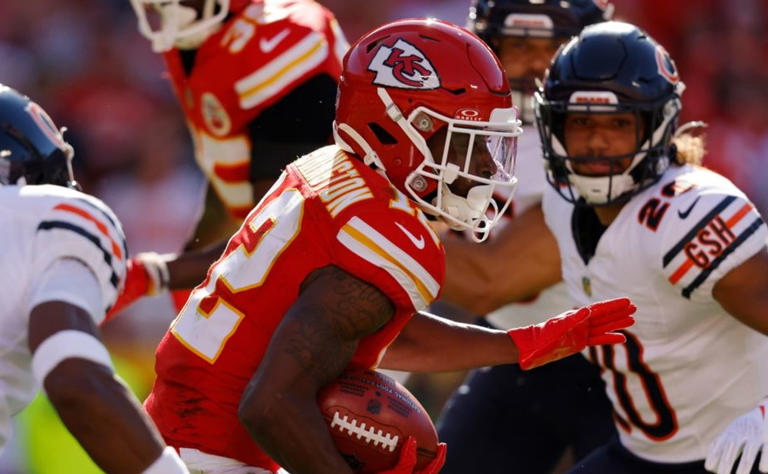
[0,185,126,446]
[486,124,572,328]
[543,163,768,463]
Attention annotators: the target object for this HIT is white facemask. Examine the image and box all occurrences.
[130,0,229,52]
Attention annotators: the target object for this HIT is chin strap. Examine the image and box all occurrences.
[433,182,508,243]
[333,121,385,170]
[377,88,433,162]
[437,184,490,226]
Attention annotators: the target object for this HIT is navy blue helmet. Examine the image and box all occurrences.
[467,0,613,123]
[535,22,685,205]
[468,0,613,42]
[0,85,78,188]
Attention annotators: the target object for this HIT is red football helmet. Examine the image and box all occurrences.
[131,0,251,52]
[334,18,522,241]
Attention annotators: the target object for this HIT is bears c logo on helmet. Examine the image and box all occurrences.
[655,45,679,85]
[25,102,67,151]
[367,38,440,90]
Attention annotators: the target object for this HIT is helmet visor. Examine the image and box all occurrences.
[447,105,519,176]
[443,122,518,188]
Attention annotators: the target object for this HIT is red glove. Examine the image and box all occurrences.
[507,298,636,370]
[378,437,447,474]
[103,252,171,324]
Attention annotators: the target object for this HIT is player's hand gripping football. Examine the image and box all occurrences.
[103,252,170,323]
[378,436,446,474]
[507,297,636,370]
[705,399,768,474]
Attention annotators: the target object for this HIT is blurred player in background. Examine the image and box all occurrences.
[534,21,768,474]
[0,85,187,473]
[111,0,349,316]
[436,1,616,472]
[143,18,636,474]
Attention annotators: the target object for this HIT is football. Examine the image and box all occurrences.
[317,369,439,473]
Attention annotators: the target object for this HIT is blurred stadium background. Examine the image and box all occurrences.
[1,0,766,472]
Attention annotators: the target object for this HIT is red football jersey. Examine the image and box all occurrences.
[162,0,348,219]
[145,146,445,469]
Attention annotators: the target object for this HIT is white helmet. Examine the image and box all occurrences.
[130,0,232,52]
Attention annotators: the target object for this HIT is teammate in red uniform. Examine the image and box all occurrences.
[115,0,349,314]
[144,18,637,473]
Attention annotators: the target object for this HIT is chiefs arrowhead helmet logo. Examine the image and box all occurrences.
[368,38,440,90]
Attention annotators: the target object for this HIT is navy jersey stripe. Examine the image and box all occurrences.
[72,197,128,257]
[37,220,119,289]
[681,217,765,299]
[662,196,736,267]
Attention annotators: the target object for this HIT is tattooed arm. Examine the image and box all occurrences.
[238,265,394,474]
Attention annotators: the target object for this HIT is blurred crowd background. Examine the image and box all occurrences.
[1,0,766,472]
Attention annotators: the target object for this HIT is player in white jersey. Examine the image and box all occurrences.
[436,2,616,472]
[535,22,768,474]
[0,85,188,473]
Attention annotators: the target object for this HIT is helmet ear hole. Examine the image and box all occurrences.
[367,123,398,145]
[365,37,389,53]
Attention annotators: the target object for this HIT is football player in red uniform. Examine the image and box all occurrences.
[114,0,349,315]
[143,18,636,473]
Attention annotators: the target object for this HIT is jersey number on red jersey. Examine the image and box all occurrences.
[171,189,305,362]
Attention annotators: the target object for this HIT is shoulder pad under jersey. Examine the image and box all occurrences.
[29,186,128,312]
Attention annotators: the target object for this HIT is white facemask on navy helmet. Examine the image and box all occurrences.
[535,21,684,206]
